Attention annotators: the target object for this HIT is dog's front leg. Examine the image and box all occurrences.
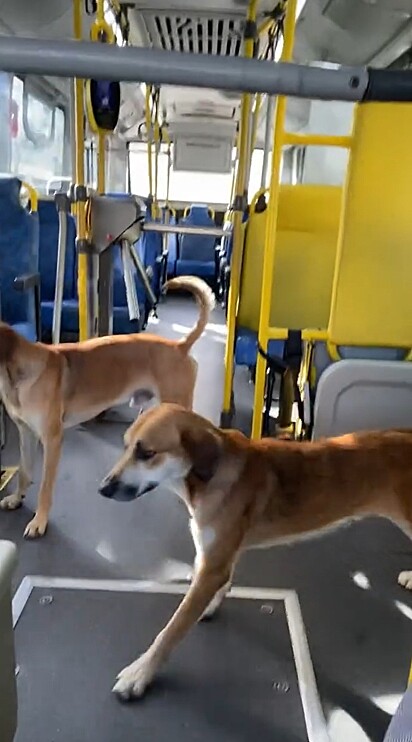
[190,520,234,620]
[24,420,63,538]
[0,421,36,511]
[112,560,233,700]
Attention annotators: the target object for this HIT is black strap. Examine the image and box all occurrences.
[258,330,305,435]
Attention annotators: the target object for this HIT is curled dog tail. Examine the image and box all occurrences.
[0,322,19,365]
[163,276,215,353]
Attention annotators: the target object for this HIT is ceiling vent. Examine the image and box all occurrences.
[141,13,244,56]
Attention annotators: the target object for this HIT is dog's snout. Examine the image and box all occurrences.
[99,475,120,499]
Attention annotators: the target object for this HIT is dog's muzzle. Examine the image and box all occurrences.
[98,476,157,502]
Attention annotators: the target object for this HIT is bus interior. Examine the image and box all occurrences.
[1,1,412,741]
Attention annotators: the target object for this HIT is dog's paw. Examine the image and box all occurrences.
[398,571,412,590]
[112,652,157,700]
[0,492,23,511]
[23,514,48,539]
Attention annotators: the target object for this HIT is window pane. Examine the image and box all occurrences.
[129,142,233,205]
[10,76,66,193]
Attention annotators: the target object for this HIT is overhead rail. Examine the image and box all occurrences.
[1,36,412,102]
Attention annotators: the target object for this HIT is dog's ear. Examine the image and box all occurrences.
[181,427,222,483]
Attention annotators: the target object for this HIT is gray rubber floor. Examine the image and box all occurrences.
[14,585,310,742]
[1,294,412,742]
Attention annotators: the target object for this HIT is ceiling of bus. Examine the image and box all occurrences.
[0,0,411,144]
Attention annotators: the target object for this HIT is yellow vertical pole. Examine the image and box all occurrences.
[73,0,89,341]
[250,0,298,440]
[221,0,258,422]
[408,661,412,685]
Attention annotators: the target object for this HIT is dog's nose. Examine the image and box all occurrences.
[99,475,120,499]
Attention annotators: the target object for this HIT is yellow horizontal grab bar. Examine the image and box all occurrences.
[262,327,329,343]
[283,133,352,149]
[21,181,38,212]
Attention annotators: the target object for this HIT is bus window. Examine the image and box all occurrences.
[10,77,66,193]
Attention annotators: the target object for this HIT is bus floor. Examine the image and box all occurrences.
[2,295,412,742]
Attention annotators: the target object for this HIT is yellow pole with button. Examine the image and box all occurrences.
[221,0,258,425]
[251,0,298,440]
[90,0,115,195]
[73,0,88,341]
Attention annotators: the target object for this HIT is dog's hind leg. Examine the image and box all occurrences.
[24,416,63,538]
[0,421,37,511]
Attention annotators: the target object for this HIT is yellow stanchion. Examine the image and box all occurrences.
[251,0,298,440]
[221,0,258,423]
[73,0,89,342]
[21,181,38,212]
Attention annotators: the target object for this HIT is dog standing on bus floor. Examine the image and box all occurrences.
[0,276,214,538]
[99,403,412,700]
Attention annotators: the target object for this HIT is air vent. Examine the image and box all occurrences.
[142,13,244,56]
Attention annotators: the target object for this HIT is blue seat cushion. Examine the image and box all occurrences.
[41,299,80,334]
[175,259,216,279]
[38,199,77,302]
[113,306,143,335]
[11,321,37,342]
[235,327,285,367]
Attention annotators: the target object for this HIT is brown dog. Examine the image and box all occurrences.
[99,403,412,700]
[0,277,214,538]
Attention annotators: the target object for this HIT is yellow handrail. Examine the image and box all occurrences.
[21,181,38,213]
[73,0,88,342]
[222,0,259,420]
[249,186,269,213]
[251,0,298,440]
[283,132,352,148]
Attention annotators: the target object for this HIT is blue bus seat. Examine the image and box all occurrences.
[112,242,145,334]
[310,103,412,437]
[164,214,179,278]
[38,198,78,336]
[0,178,40,341]
[235,327,284,367]
[175,204,217,280]
[138,228,163,301]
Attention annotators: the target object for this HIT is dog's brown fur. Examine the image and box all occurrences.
[101,403,412,700]
[0,277,214,538]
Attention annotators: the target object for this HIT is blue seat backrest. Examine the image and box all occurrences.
[112,241,147,308]
[179,204,216,262]
[38,199,77,302]
[162,211,178,263]
[0,177,39,324]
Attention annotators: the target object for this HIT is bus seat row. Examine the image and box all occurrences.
[0,179,164,343]
[0,178,40,342]
[234,101,412,438]
[38,198,79,335]
[235,184,342,368]
[312,101,412,438]
[166,203,218,282]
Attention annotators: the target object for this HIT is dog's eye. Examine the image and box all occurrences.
[134,441,156,461]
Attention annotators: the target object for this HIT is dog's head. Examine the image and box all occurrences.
[99,403,223,503]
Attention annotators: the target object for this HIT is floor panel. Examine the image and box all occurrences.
[13,580,327,742]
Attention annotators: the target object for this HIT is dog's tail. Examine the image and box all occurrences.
[163,276,215,353]
[0,322,19,365]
